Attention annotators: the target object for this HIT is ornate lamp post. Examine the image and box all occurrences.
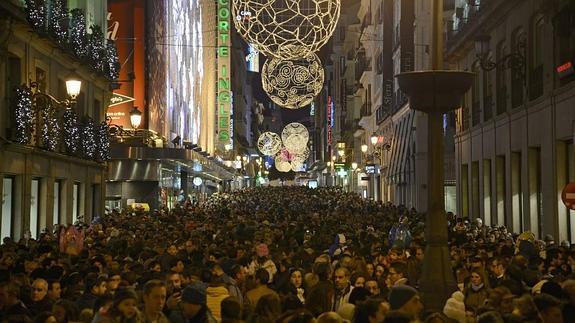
[129,106,142,130]
[395,0,474,310]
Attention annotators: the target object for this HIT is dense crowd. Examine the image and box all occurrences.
[0,186,573,323]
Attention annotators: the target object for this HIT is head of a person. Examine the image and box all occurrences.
[388,248,404,262]
[533,293,563,323]
[365,278,381,297]
[166,244,178,256]
[142,280,166,316]
[351,272,366,288]
[317,311,344,323]
[180,283,206,319]
[469,269,485,287]
[388,262,406,285]
[375,265,385,279]
[255,268,270,286]
[47,280,61,301]
[112,288,139,318]
[166,271,182,292]
[334,267,351,290]
[230,264,246,283]
[290,269,304,288]
[254,293,282,319]
[106,272,122,293]
[490,257,506,277]
[31,278,48,302]
[221,296,242,322]
[388,285,423,320]
[354,299,389,323]
[313,262,332,282]
[52,299,79,323]
[85,273,107,296]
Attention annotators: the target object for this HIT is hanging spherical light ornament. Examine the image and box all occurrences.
[274,154,292,172]
[261,53,324,109]
[232,0,341,59]
[257,131,282,156]
[291,147,310,165]
[281,122,309,143]
[284,134,308,154]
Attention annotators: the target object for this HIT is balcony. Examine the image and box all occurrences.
[355,53,372,82]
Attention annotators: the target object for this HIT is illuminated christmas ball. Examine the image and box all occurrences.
[275,155,292,172]
[232,0,341,59]
[283,134,307,154]
[291,161,303,172]
[282,122,309,144]
[262,53,324,109]
[257,131,282,156]
[291,147,310,164]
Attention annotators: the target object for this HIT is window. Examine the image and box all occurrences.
[529,16,545,100]
[73,182,80,224]
[461,164,469,219]
[482,54,494,122]
[511,152,523,232]
[30,179,40,240]
[528,148,542,237]
[496,41,508,115]
[496,156,506,226]
[2,177,14,241]
[483,159,492,226]
[53,181,61,226]
[471,63,481,126]
[554,6,575,85]
[511,28,526,108]
[472,162,480,220]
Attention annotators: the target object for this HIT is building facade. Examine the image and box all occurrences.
[447,0,575,240]
[105,0,237,209]
[0,0,113,240]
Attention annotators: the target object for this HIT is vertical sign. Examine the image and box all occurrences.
[217,0,232,150]
[327,96,333,147]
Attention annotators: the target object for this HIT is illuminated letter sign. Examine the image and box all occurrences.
[217,0,232,150]
[327,96,332,147]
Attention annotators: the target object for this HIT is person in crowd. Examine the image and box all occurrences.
[463,268,490,312]
[0,281,31,321]
[333,267,353,312]
[388,285,423,322]
[142,280,169,323]
[246,269,278,313]
[75,274,107,312]
[28,278,53,317]
[92,288,144,323]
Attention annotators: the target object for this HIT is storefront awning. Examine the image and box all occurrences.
[388,111,415,183]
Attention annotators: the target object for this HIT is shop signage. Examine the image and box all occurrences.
[217,0,232,150]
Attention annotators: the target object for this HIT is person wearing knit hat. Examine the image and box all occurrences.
[388,285,423,320]
[93,288,144,322]
[169,283,216,323]
[443,291,466,323]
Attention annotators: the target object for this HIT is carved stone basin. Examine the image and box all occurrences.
[395,70,474,113]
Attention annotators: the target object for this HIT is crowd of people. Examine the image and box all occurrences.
[0,186,573,323]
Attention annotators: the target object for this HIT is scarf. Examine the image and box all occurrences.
[471,283,484,291]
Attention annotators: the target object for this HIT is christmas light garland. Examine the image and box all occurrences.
[69,8,87,59]
[96,122,110,161]
[25,0,47,30]
[38,97,60,151]
[81,117,96,160]
[63,109,80,155]
[105,40,121,80]
[48,0,68,44]
[12,87,35,145]
[87,25,106,72]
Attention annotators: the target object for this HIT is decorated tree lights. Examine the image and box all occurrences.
[68,8,87,59]
[38,98,60,151]
[47,0,68,44]
[62,108,80,155]
[25,0,47,31]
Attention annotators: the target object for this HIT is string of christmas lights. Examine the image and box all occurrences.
[69,8,87,59]
[13,87,35,145]
[87,25,105,72]
[48,0,68,44]
[96,122,110,161]
[38,97,60,151]
[25,0,47,30]
[105,40,120,80]
[63,109,80,155]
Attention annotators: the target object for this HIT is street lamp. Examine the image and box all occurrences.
[474,32,526,80]
[236,155,241,161]
[337,148,345,157]
[129,106,142,129]
[361,144,368,153]
[65,79,82,102]
[352,162,358,170]
[370,133,378,146]
[331,155,336,161]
